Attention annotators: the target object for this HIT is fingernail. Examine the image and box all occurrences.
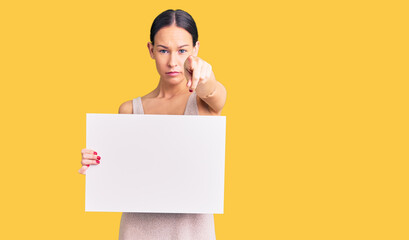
[87,165,90,167]
[97,156,101,160]
[96,160,100,164]
[189,89,193,92]
[94,152,97,155]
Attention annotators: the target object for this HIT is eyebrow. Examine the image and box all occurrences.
[157,44,189,49]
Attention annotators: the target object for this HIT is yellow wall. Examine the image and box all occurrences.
[1,0,408,239]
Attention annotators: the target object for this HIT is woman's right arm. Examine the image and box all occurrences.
[78,100,133,175]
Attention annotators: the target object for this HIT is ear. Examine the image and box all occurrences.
[192,41,200,57]
[147,42,155,59]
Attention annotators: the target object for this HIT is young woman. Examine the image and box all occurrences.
[78,9,226,239]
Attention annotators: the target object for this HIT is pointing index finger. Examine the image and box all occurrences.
[185,55,194,72]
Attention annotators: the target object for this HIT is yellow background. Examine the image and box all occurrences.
[1,0,408,239]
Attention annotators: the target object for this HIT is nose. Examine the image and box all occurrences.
[168,52,178,68]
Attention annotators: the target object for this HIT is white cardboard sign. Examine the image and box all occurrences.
[85,113,225,214]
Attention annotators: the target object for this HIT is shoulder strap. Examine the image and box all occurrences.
[132,97,144,114]
[184,92,199,115]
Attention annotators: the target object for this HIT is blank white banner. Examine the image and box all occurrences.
[85,113,226,214]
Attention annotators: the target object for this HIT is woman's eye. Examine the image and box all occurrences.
[159,50,168,53]
[179,49,187,53]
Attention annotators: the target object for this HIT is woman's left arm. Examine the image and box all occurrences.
[184,56,227,114]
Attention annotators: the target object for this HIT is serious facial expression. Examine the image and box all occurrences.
[148,24,199,85]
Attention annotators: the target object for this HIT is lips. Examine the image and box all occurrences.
[166,71,180,76]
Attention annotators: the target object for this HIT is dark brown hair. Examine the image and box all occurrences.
[150,9,198,47]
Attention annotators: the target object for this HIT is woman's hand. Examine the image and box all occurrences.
[78,148,101,175]
[184,55,227,114]
[184,55,217,97]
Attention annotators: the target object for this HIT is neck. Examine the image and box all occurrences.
[153,78,189,99]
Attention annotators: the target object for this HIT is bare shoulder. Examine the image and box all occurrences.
[118,100,133,114]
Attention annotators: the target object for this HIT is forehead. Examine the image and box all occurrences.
[154,25,192,47]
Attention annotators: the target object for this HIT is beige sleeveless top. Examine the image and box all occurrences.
[118,92,216,240]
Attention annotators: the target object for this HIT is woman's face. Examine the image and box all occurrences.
[148,24,199,85]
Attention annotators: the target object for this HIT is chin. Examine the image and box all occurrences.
[162,75,185,85]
